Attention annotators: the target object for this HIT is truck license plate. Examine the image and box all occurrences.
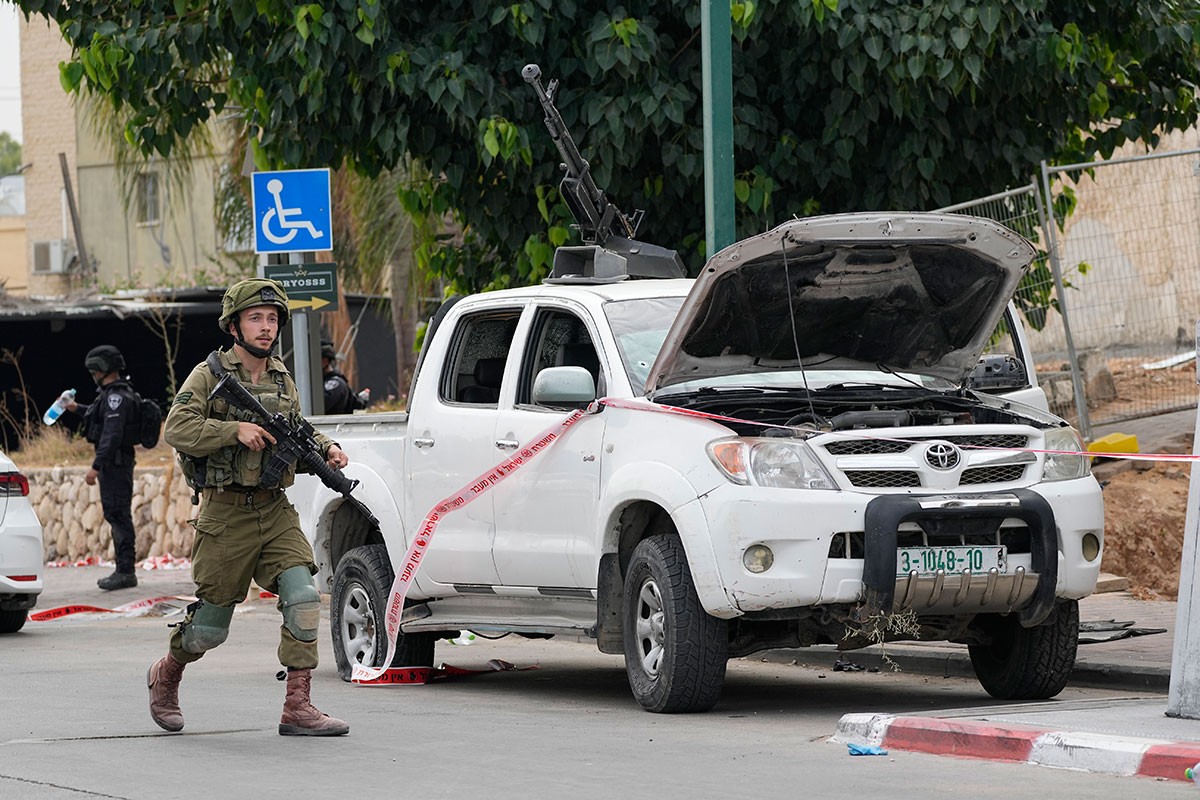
[896,546,1006,575]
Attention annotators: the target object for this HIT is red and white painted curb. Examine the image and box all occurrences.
[834,713,1200,782]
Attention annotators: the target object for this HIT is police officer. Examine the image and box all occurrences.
[148,278,349,736]
[320,339,366,415]
[66,345,140,591]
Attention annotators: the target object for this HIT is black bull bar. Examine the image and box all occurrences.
[859,488,1057,628]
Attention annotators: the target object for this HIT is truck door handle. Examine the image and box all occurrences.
[413,437,435,449]
[495,439,519,450]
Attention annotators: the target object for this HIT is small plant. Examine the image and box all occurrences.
[843,607,921,672]
[15,425,94,467]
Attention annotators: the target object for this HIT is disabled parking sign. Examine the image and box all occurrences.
[251,168,333,254]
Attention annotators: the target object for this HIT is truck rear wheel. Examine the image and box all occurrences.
[968,598,1078,700]
[622,534,728,713]
[330,544,434,681]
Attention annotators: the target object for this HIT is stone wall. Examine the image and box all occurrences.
[27,465,196,563]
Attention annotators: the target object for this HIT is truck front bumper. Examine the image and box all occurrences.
[860,489,1055,627]
[689,477,1102,621]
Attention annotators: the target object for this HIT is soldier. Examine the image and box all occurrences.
[147,278,350,736]
[66,345,140,591]
[320,339,367,415]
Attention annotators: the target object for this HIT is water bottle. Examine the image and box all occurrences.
[42,389,76,426]
[1186,763,1200,783]
[356,388,371,405]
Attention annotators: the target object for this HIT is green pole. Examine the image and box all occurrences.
[702,0,736,259]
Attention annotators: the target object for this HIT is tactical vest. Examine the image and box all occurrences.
[179,352,295,495]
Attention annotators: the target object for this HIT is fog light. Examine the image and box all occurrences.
[743,544,774,573]
[1081,532,1101,562]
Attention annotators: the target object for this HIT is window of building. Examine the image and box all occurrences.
[137,172,161,225]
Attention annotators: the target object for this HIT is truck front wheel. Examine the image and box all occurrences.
[330,544,434,681]
[622,534,728,713]
[968,598,1078,700]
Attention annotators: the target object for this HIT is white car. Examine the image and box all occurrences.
[0,450,44,633]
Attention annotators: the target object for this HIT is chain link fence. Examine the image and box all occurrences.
[936,146,1200,439]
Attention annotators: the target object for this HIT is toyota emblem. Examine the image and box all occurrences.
[924,442,960,470]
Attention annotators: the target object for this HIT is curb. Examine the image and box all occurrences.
[833,712,1200,782]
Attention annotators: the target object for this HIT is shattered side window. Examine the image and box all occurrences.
[440,310,522,405]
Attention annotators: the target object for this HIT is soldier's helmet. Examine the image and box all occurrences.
[218,278,291,332]
[84,345,126,374]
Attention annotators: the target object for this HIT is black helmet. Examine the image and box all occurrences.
[320,339,337,360]
[84,345,125,374]
[218,278,291,332]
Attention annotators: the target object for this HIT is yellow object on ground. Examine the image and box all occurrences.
[1087,432,1140,454]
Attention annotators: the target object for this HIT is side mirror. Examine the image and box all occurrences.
[532,366,596,406]
[966,354,1029,392]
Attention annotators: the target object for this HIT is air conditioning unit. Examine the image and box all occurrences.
[32,239,76,274]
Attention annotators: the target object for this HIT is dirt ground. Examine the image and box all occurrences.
[1098,456,1191,600]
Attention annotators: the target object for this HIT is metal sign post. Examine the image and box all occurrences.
[251,168,334,416]
[1167,320,1200,718]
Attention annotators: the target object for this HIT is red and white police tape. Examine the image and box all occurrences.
[30,594,194,622]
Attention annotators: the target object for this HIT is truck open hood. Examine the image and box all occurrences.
[646,213,1036,394]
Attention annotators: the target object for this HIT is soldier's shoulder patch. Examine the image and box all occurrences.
[172,391,194,405]
[324,379,339,391]
[107,394,123,410]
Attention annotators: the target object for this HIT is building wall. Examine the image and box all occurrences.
[19,16,77,297]
[0,215,26,292]
[18,16,234,295]
[76,156,226,289]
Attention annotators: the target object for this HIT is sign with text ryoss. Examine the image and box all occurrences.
[263,263,339,312]
[251,168,333,254]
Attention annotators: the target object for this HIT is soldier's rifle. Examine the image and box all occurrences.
[208,373,379,528]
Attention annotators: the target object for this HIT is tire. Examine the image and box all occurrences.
[968,599,1079,700]
[622,534,728,713]
[330,544,435,681]
[0,608,28,634]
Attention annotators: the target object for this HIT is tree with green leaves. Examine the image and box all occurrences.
[15,0,1200,295]
[0,132,22,176]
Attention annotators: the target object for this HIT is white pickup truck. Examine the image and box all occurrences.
[290,212,1104,713]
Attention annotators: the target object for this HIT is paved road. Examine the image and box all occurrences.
[3,566,1191,799]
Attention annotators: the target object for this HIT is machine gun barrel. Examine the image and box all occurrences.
[522,63,640,244]
[208,374,379,527]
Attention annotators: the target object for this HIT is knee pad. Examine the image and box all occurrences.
[277,565,321,643]
[181,601,235,654]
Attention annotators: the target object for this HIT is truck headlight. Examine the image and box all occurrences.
[1043,427,1090,481]
[707,437,836,490]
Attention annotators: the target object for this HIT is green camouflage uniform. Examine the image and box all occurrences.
[165,347,336,669]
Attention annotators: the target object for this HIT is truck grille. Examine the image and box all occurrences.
[824,433,1028,456]
[821,431,1033,490]
[960,465,1027,484]
[846,471,921,488]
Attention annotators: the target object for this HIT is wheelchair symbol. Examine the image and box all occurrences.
[261,178,325,245]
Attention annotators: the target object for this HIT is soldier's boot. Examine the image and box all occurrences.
[279,668,349,736]
[98,571,138,591]
[147,654,186,732]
